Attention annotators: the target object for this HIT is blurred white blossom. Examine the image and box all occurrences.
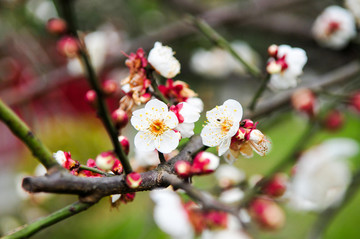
[312,6,356,49]
[148,42,181,78]
[288,138,359,212]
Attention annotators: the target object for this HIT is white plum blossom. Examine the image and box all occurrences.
[201,99,243,156]
[190,41,261,78]
[219,188,245,204]
[267,45,307,90]
[133,148,160,168]
[288,138,359,212]
[131,99,181,154]
[148,42,181,78]
[215,164,246,188]
[171,102,201,138]
[346,0,360,25]
[312,6,356,49]
[150,189,194,239]
[186,97,204,113]
[26,0,58,23]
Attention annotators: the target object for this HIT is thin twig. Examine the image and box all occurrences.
[248,74,270,111]
[0,99,59,170]
[56,0,133,174]
[191,17,262,78]
[4,201,93,239]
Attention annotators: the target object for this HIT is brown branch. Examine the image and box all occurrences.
[22,136,203,202]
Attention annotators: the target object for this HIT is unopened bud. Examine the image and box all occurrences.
[268,44,278,58]
[191,152,219,175]
[120,192,136,203]
[140,92,152,104]
[261,173,288,198]
[118,135,130,155]
[291,88,316,116]
[112,109,129,129]
[96,151,116,171]
[174,160,192,178]
[324,110,344,131]
[111,160,123,175]
[46,18,67,35]
[204,211,228,230]
[350,92,360,113]
[126,172,142,188]
[85,90,97,107]
[102,79,118,96]
[249,197,285,230]
[266,61,282,74]
[57,36,79,58]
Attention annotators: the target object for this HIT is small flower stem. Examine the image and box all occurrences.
[56,0,132,174]
[158,151,167,164]
[0,99,59,170]
[191,17,262,78]
[4,201,93,239]
[248,74,271,111]
[78,165,114,177]
[308,168,360,239]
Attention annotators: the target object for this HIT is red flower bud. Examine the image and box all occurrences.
[102,79,118,96]
[291,88,316,116]
[46,18,67,35]
[268,44,278,58]
[350,92,360,113]
[118,135,130,155]
[126,172,142,188]
[174,160,192,178]
[112,109,129,129]
[85,90,97,107]
[57,36,79,58]
[191,152,219,175]
[249,197,285,230]
[96,151,116,171]
[324,110,344,131]
[262,173,288,198]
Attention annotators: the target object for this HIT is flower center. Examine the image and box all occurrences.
[149,119,167,136]
[326,21,340,36]
[218,118,233,134]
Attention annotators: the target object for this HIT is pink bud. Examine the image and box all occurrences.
[57,36,79,58]
[118,135,130,155]
[126,172,142,188]
[140,92,152,104]
[262,173,288,198]
[191,152,219,175]
[324,110,344,131]
[111,160,123,175]
[291,88,316,116]
[350,92,360,113]
[174,160,192,178]
[268,44,278,57]
[249,197,285,230]
[102,79,118,96]
[120,192,136,203]
[96,151,116,171]
[266,61,282,74]
[204,211,228,230]
[112,109,129,129]
[46,18,67,35]
[85,90,97,107]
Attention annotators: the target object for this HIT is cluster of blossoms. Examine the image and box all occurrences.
[266,44,307,90]
[312,5,356,49]
[200,99,270,162]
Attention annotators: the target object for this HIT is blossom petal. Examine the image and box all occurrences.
[164,111,179,129]
[218,137,231,156]
[134,131,155,152]
[223,99,243,121]
[179,102,201,123]
[176,122,195,138]
[144,99,168,118]
[201,125,223,147]
[131,109,150,131]
[156,130,180,153]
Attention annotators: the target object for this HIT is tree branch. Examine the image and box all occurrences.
[0,99,59,170]
[4,201,93,239]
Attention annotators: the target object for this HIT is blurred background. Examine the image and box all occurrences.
[1,0,360,238]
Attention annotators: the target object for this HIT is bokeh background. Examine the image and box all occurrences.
[1,0,360,238]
